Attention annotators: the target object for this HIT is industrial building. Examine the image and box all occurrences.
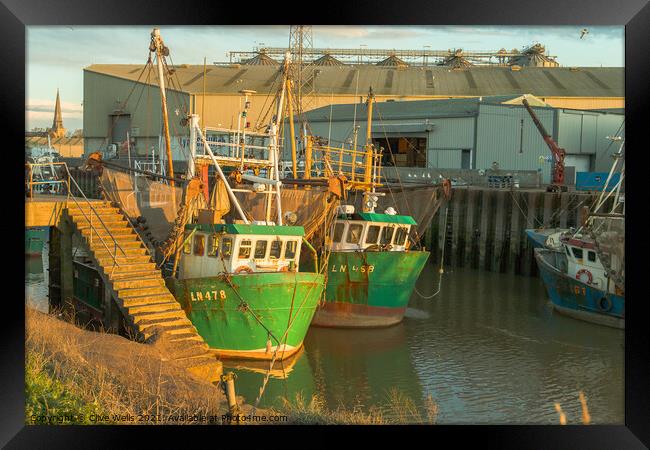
[82,62,624,160]
[284,94,624,184]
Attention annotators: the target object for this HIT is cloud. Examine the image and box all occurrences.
[26,99,83,115]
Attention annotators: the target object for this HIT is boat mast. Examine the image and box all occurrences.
[266,52,289,225]
[364,87,375,190]
[286,66,298,179]
[150,28,175,186]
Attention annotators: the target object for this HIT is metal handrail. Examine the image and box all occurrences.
[93,168,157,254]
[26,162,71,197]
[61,164,129,271]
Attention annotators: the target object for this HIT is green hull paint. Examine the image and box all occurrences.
[312,250,429,327]
[25,227,48,256]
[166,272,324,358]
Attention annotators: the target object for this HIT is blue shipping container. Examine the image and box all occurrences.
[575,172,621,192]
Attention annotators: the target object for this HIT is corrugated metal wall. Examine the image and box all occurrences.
[280,104,623,183]
[557,109,601,154]
[556,109,625,172]
[426,117,475,169]
[475,103,555,183]
[83,71,190,157]
[593,113,625,172]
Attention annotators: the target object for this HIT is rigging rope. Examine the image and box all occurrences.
[415,200,447,299]
[251,199,339,412]
[375,104,432,249]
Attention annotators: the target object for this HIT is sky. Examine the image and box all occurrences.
[26,25,624,131]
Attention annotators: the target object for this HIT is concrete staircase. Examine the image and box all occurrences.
[65,200,222,382]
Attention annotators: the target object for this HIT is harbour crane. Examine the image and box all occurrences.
[522,98,568,192]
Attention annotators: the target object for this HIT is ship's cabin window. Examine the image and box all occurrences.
[183,231,192,254]
[238,239,252,259]
[333,223,345,243]
[381,226,395,245]
[394,227,409,246]
[285,240,298,260]
[572,248,583,259]
[254,240,268,259]
[269,240,283,259]
[365,225,380,244]
[193,234,205,256]
[221,237,233,259]
[346,224,363,244]
[207,234,219,257]
[588,251,596,262]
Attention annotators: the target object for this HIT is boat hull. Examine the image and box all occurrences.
[534,249,624,329]
[25,227,48,257]
[525,228,562,249]
[166,272,324,360]
[311,250,429,328]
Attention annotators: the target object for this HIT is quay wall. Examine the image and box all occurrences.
[423,187,608,277]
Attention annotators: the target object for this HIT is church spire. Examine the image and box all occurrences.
[49,89,66,138]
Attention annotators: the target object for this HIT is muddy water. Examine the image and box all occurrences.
[230,264,624,424]
[26,253,624,424]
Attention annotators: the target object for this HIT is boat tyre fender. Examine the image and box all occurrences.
[279,265,289,272]
[234,266,253,275]
[598,296,613,312]
[575,268,593,284]
[442,178,452,200]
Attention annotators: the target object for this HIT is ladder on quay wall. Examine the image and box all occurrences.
[63,199,221,382]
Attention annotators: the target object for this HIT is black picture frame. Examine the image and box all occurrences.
[5,0,649,447]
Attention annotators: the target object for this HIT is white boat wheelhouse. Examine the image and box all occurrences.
[556,233,616,293]
[329,212,416,252]
[179,223,304,279]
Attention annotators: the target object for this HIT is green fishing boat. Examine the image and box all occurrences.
[25,227,48,257]
[162,58,324,360]
[284,88,433,328]
[313,211,429,327]
[166,223,324,359]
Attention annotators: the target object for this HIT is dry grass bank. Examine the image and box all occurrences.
[25,307,440,425]
[25,307,232,425]
[275,389,439,425]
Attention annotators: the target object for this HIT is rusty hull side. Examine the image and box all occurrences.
[312,250,429,328]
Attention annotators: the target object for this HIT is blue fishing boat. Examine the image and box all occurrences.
[534,138,624,329]
[525,228,564,249]
[535,244,624,329]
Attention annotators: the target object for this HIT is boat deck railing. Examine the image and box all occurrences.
[196,127,282,168]
[310,142,383,190]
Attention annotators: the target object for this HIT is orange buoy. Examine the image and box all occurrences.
[442,178,452,200]
[234,265,253,274]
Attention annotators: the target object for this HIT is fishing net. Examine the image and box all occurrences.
[99,168,183,242]
[347,185,444,237]
[589,217,625,290]
[229,186,333,240]
[99,167,444,254]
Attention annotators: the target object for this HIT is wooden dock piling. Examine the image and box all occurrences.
[478,190,491,271]
[427,187,596,277]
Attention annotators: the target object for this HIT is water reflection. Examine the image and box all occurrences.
[407,264,624,424]
[23,251,624,424]
[228,347,317,409]
[25,249,48,313]
[305,323,423,417]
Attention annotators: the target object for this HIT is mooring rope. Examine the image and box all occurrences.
[415,201,448,299]
[252,204,339,412]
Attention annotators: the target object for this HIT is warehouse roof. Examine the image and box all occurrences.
[25,135,84,146]
[84,64,623,98]
[301,94,551,122]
